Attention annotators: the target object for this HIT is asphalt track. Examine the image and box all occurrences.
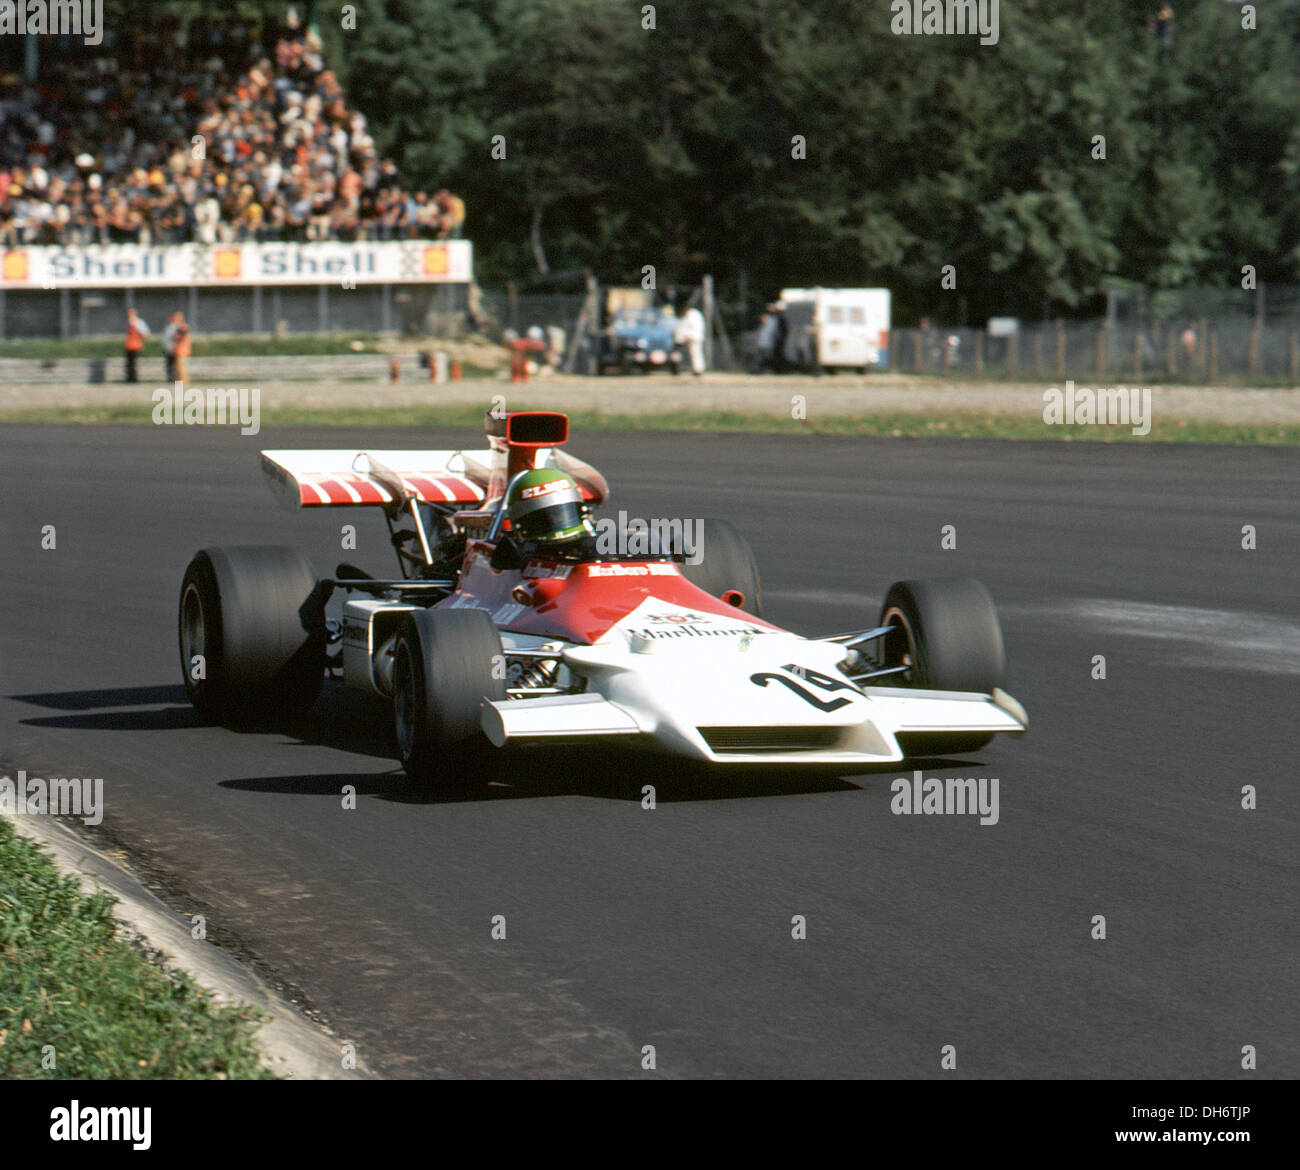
[1,424,1296,1078]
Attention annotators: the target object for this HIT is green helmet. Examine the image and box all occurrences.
[505,468,587,544]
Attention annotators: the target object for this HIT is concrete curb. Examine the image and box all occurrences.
[2,811,371,1080]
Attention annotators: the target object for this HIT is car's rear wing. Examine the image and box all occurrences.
[262,448,488,508]
[261,412,608,509]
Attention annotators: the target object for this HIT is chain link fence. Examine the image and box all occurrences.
[892,319,1300,383]
[477,291,586,336]
[0,284,469,341]
[11,280,1300,384]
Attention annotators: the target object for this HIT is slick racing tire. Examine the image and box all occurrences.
[391,607,506,790]
[878,578,1006,755]
[679,518,763,616]
[179,546,327,722]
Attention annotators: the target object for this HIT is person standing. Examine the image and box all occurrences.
[123,307,149,382]
[173,312,192,385]
[163,311,191,384]
[675,302,707,377]
[1155,4,1174,60]
[162,312,180,382]
[771,302,789,372]
[754,306,777,373]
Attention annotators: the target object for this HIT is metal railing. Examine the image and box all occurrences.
[0,284,469,341]
[891,321,1300,383]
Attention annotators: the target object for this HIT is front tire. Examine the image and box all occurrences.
[391,607,505,790]
[178,546,326,722]
[878,578,1006,754]
[679,518,762,616]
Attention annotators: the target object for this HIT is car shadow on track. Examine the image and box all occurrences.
[219,751,867,806]
[11,685,191,710]
[13,684,985,806]
[11,681,396,758]
[222,749,998,807]
[12,685,200,731]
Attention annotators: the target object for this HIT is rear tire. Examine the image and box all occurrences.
[878,578,1006,755]
[679,518,762,616]
[391,608,505,790]
[178,546,326,722]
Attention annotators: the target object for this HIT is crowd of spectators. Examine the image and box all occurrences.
[0,9,465,247]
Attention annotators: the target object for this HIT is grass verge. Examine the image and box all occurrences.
[1,404,1297,443]
[0,817,273,1079]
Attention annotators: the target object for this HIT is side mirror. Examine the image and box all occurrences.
[489,539,523,572]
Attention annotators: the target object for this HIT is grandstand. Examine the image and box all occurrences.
[0,4,472,341]
[0,5,464,248]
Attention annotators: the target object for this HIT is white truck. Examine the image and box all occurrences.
[779,287,891,372]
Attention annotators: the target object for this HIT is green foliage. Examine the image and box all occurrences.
[13,403,1299,446]
[0,820,273,1079]
[334,2,1300,318]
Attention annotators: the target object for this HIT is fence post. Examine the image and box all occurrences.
[1133,331,1141,381]
[1006,331,1017,378]
[1056,321,1065,380]
[1290,332,1298,383]
[913,331,922,371]
[1248,326,1259,379]
[974,331,983,375]
[1165,329,1176,377]
[702,274,714,371]
[1208,330,1218,382]
[1096,325,1107,377]
[1034,330,1043,377]
[1198,318,1208,378]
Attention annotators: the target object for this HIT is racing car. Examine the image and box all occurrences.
[177,410,1026,787]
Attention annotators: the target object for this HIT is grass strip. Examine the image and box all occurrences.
[0,818,273,1079]
[1,404,1296,444]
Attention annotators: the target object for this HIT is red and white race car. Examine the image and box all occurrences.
[178,411,1026,787]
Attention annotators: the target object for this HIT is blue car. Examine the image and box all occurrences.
[599,308,685,374]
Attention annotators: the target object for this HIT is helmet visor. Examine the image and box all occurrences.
[514,500,585,543]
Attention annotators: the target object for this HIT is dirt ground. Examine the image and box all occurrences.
[4,370,1299,424]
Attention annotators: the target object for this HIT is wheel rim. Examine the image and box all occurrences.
[181,583,206,680]
[879,605,917,685]
[393,642,417,759]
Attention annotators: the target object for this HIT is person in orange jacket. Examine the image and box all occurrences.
[164,311,192,384]
[123,307,150,383]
